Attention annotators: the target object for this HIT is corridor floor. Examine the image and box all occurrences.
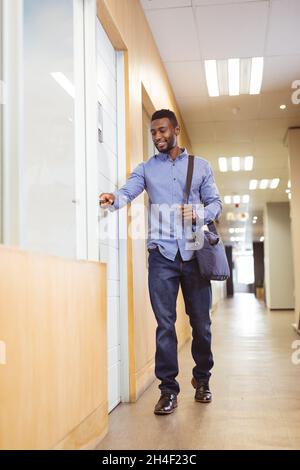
[97,293,300,450]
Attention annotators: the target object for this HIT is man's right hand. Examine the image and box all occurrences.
[99,193,115,208]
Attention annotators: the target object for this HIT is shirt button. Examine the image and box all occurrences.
[173,163,175,166]
[174,178,176,181]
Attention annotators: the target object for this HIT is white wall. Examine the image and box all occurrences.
[264,202,294,309]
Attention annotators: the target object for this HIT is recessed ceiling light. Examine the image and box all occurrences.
[288,180,291,188]
[204,60,219,97]
[218,156,255,172]
[249,179,258,190]
[249,57,264,95]
[229,228,235,234]
[228,58,240,96]
[242,194,250,203]
[286,189,291,194]
[280,104,286,110]
[259,179,269,189]
[244,156,254,171]
[224,196,232,204]
[232,156,240,172]
[253,220,257,224]
[218,157,228,172]
[233,195,240,204]
[204,57,264,97]
[288,192,292,200]
[270,178,280,189]
[260,236,264,242]
[253,216,258,220]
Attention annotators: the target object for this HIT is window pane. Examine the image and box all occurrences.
[22,0,76,257]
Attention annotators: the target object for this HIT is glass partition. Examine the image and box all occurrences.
[22,0,79,257]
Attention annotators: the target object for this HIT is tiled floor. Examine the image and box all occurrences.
[97,293,300,450]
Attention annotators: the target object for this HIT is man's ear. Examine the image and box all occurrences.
[175,126,180,136]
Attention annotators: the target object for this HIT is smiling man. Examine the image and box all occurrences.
[99,109,222,415]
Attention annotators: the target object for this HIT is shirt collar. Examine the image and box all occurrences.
[156,147,188,161]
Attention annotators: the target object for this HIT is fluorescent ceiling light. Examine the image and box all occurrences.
[233,195,240,204]
[270,178,280,189]
[204,60,219,97]
[232,157,240,172]
[288,192,292,200]
[217,59,229,95]
[236,228,246,234]
[218,156,254,172]
[242,194,250,203]
[288,180,291,188]
[260,236,264,242]
[218,157,228,172]
[224,196,232,204]
[229,228,235,234]
[244,156,253,171]
[228,58,240,96]
[51,72,75,98]
[249,179,258,190]
[253,220,257,224]
[259,179,269,189]
[205,57,264,97]
[253,216,258,220]
[249,57,264,95]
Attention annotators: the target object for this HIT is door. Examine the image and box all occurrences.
[96,19,121,412]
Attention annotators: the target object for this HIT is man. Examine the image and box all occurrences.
[99,109,222,415]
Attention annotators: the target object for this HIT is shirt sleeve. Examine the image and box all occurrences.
[108,162,146,211]
[200,162,222,225]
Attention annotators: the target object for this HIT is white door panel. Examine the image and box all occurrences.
[96,18,121,412]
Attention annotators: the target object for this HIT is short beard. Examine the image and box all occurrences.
[159,135,177,154]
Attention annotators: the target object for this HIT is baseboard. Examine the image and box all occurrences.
[53,402,108,450]
[292,323,300,336]
[135,359,156,400]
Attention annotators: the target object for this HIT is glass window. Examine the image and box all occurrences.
[22,0,78,258]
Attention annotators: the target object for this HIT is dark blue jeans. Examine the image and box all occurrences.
[148,248,213,395]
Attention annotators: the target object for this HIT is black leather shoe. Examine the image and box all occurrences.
[191,377,212,403]
[154,392,178,415]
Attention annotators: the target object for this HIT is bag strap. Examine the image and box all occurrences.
[183,154,194,204]
[185,154,219,237]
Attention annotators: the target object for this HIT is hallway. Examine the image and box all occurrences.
[97,294,300,450]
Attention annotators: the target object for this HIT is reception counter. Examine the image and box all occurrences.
[0,246,107,450]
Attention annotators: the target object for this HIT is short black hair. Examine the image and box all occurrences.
[151,109,179,128]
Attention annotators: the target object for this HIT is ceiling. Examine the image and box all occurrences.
[140,0,300,246]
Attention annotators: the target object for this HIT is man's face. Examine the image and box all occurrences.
[151,117,180,154]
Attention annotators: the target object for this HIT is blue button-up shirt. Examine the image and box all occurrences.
[109,148,222,261]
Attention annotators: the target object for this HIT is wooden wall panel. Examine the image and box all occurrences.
[0,246,107,449]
